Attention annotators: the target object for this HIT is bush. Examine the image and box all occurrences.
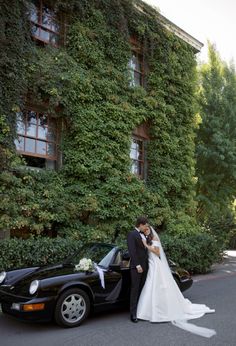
[161,232,223,274]
[0,237,83,271]
[0,232,223,274]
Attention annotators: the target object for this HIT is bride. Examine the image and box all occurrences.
[137,226,216,338]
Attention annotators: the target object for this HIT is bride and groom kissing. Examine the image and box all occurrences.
[127,216,216,338]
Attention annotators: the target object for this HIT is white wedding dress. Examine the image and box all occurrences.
[137,231,216,338]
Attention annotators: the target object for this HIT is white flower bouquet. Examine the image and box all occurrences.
[75,258,94,272]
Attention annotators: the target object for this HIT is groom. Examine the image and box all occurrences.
[127,216,149,323]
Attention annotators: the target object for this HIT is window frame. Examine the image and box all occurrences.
[15,108,59,164]
[130,123,150,180]
[130,136,146,179]
[129,36,145,87]
[29,0,64,47]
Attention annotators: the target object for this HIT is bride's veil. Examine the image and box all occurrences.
[150,227,216,338]
[151,227,172,277]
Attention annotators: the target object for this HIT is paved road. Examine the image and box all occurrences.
[1,253,236,346]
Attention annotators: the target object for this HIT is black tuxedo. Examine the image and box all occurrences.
[127,229,149,318]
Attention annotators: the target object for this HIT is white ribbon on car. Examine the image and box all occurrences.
[94,263,106,289]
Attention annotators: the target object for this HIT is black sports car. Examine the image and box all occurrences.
[0,243,192,328]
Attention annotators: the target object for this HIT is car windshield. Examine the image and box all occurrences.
[66,243,117,268]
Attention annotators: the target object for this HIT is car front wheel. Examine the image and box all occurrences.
[54,288,90,327]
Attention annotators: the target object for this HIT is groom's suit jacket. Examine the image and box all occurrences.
[127,229,149,270]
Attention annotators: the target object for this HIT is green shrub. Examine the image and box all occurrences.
[0,232,223,274]
[161,232,222,274]
[0,237,83,271]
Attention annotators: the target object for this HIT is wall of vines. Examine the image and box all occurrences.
[0,0,200,242]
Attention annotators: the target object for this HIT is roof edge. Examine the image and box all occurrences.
[134,3,203,52]
[158,13,203,52]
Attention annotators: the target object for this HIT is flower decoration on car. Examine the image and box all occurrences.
[75,258,94,272]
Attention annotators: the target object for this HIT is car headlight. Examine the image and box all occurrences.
[0,271,6,284]
[29,280,39,295]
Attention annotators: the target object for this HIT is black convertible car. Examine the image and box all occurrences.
[0,243,192,328]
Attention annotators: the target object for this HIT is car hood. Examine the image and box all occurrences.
[2,263,83,292]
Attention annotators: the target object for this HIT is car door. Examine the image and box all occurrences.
[96,249,130,304]
[91,246,122,304]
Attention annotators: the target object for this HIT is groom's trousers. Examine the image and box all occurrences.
[130,269,148,317]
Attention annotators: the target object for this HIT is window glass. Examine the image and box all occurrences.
[31,25,40,37]
[29,3,38,22]
[27,110,37,124]
[130,139,143,159]
[130,147,137,160]
[128,39,144,87]
[38,114,47,139]
[16,112,25,134]
[26,111,37,137]
[29,0,61,46]
[15,109,58,163]
[37,140,47,155]
[26,124,37,137]
[51,21,60,33]
[131,160,139,175]
[38,126,47,139]
[39,28,50,41]
[98,248,117,268]
[68,244,116,268]
[25,138,36,153]
[14,136,24,151]
[38,113,47,126]
[130,54,141,72]
[16,111,24,122]
[130,137,145,179]
[42,6,52,29]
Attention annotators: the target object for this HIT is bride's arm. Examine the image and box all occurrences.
[148,245,161,257]
[142,239,160,257]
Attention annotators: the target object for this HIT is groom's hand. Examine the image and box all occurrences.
[136,265,143,273]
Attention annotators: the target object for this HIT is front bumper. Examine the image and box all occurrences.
[0,289,56,322]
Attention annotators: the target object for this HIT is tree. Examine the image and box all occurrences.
[196,43,236,242]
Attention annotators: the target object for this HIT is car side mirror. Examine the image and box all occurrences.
[109,264,121,272]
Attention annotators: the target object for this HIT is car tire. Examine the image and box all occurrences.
[54,288,90,328]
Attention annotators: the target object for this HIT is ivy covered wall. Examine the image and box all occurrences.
[0,0,200,242]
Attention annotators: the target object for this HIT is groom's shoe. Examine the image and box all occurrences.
[130,315,138,323]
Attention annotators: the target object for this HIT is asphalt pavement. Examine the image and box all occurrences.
[193,250,236,282]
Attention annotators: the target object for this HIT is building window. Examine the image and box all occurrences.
[14,109,59,169]
[29,0,62,46]
[130,123,149,180]
[130,137,145,178]
[128,37,144,87]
